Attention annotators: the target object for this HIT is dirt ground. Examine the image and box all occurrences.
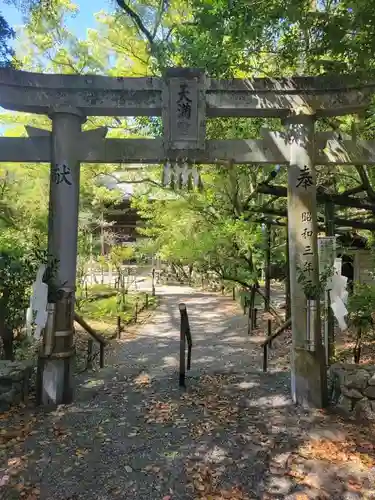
[1,285,374,500]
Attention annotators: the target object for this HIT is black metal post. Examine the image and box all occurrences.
[87,339,93,369]
[252,307,258,329]
[265,223,272,346]
[99,343,104,368]
[152,268,156,296]
[117,315,121,339]
[179,303,186,387]
[248,285,256,335]
[325,200,335,365]
[178,302,193,386]
[135,298,139,323]
[263,344,268,372]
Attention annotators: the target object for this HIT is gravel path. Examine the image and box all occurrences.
[106,284,267,378]
[1,286,375,500]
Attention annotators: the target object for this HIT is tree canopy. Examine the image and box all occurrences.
[0,11,14,66]
[1,0,375,294]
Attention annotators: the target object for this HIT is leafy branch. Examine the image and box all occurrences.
[297,264,334,300]
[116,0,155,49]
[115,0,170,70]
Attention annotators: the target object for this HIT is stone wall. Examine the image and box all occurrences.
[329,362,375,421]
[0,360,33,412]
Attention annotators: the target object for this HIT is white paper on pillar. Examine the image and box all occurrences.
[181,163,189,186]
[192,167,199,187]
[334,258,342,276]
[34,310,48,339]
[330,274,348,302]
[163,162,171,186]
[329,270,348,331]
[330,296,348,331]
[29,264,48,339]
[340,276,348,299]
[25,307,33,337]
[341,290,349,305]
[174,164,182,184]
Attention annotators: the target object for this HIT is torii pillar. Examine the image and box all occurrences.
[286,112,327,408]
[41,107,85,405]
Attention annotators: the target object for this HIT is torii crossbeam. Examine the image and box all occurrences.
[1,66,373,409]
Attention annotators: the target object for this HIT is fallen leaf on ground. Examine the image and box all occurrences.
[0,474,9,486]
[134,372,151,387]
[145,400,178,424]
[298,438,375,468]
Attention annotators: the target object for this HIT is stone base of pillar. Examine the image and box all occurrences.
[41,358,74,405]
[292,348,327,408]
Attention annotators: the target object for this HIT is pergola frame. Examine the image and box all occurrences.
[1,66,374,408]
[252,176,375,364]
[253,182,375,230]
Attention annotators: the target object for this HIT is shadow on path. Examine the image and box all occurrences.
[1,286,375,499]
[108,285,265,379]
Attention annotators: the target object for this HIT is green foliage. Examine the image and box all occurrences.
[0,251,36,331]
[0,12,14,67]
[0,241,56,358]
[80,292,155,324]
[107,245,137,311]
[348,283,375,333]
[346,282,375,363]
[297,264,334,300]
[81,295,132,322]
[4,0,375,341]
[174,0,375,77]
[108,245,134,266]
[77,283,112,296]
[133,162,288,288]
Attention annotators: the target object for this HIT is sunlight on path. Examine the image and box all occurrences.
[109,284,263,379]
[1,285,375,500]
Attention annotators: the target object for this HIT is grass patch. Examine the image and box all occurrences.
[80,292,157,326]
[76,283,116,297]
[85,283,114,294]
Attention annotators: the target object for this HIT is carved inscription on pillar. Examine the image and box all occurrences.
[163,68,206,152]
[297,165,316,298]
[287,117,320,353]
[52,162,73,185]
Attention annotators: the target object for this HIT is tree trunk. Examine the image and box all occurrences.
[0,325,14,360]
[353,327,362,364]
[0,289,13,360]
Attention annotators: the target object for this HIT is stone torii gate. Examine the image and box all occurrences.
[1,67,374,408]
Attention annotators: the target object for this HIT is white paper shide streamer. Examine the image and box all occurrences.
[163,161,172,186]
[26,264,48,339]
[162,160,202,189]
[329,257,349,331]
